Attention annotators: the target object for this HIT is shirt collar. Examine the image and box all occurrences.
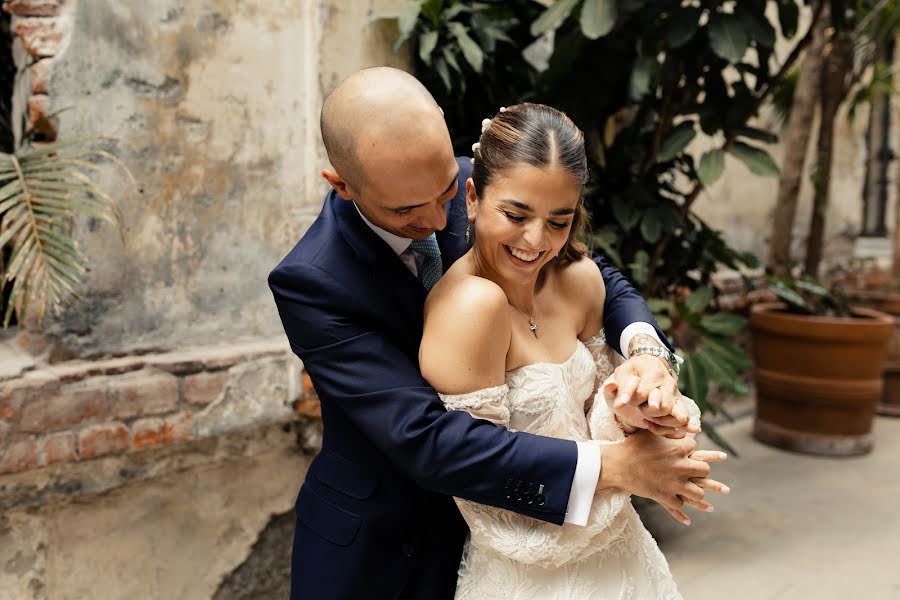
[353,202,412,257]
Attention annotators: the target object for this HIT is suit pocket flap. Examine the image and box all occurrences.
[296,485,360,547]
[314,450,379,499]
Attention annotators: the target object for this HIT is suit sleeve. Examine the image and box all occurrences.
[269,261,578,525]
[593,253,672,354]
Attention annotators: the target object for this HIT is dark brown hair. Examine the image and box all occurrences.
[472,103,590,266]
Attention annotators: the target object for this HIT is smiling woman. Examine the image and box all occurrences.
[470,103,590,267]
[417,102,690,599]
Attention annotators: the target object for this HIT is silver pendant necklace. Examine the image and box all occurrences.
[528,316,538,338]
[511,304,539,338]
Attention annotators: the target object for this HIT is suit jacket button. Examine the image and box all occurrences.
[535,494,545,506]
[401,543,415,558]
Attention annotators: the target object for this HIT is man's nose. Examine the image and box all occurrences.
[425,200,448,231]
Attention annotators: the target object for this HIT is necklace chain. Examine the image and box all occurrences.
[511,305,538,338]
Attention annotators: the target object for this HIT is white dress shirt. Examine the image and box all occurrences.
[354,203,663,526]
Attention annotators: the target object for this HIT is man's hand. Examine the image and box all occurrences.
[598,431,730,525]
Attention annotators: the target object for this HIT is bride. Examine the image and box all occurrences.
[419,103,721,599]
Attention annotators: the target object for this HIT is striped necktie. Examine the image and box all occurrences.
[408,234,443,291]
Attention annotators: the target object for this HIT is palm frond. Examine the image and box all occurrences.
[0,140,129,327]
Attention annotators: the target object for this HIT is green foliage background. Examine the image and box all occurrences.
[382,0,827,448]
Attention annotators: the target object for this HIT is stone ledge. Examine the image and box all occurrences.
[0,340,321,477]
[0,419,318,513]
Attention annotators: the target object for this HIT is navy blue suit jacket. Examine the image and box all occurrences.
[268,157,668,599]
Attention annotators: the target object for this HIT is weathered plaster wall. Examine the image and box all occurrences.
[0,424,308,600]
[38,0,407,356]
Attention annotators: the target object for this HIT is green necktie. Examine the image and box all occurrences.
[408,234,443,291]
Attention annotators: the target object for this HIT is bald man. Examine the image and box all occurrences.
[269,67,717,600]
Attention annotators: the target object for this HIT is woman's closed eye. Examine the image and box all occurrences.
[548,220,571,230]
[503,211,525,223]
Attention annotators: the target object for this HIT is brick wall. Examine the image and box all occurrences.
[2,0,73,140]
[0,340,322,476]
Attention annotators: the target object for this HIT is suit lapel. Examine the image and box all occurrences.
[332,193,427,339]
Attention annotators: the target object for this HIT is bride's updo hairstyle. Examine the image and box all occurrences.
[472,103,590,266]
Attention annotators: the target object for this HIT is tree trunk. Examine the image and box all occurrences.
[767,6,828,275]
[894,148,900,287]
[804,32,854,278]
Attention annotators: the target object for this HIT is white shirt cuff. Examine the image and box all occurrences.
[564,441,601,526]
[619,322,662,359]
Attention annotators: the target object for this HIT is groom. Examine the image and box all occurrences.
[269,67,719,600]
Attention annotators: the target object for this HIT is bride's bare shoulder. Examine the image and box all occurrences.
[421,274,511,393]
[553,255,606,337]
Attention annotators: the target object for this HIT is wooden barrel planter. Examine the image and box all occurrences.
[853,292,900,417]
[749,303,894,456]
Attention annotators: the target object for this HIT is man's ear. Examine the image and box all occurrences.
[465,178,478,221]
[322,169,357,201]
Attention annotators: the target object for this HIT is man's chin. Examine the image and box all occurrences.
[407,228,437,240]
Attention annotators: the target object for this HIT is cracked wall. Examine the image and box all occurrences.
[25,0,407,356]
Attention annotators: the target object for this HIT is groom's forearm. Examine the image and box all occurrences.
[595,443,628,493]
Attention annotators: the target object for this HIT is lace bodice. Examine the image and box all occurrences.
[440,332,687,600]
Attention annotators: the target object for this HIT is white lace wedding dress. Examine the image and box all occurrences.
[440,333,698,600]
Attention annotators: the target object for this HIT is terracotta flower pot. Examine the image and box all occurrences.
[749,302,894,456]
[851,291,900,416]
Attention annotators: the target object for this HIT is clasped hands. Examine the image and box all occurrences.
[604,353,731,525]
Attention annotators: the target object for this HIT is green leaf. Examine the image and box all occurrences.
[679,353,709,406]
[697,149,725,187]
[441,47,462,74]
[441,3,471,21]
[418,30,439,65]
[736,6,775,48]
[769,280,808,311]
[699,312,746,336]
[628,250,650,286]
[482,26,514,44]
[701,422,740,456]
[696,345,748,395]
[448,22,484,73]
[656,315,672,331]
[704,336,753,370]
[735,125,779,145]
[684,286,714,314]
[590,229,623,267]
[393,0,424,50]
[707,14,749,64]
[728,141,780,177]
[777,0,799,38]
[433,55,452,92]
[580,0,617,40]
[794,279,829,296]
[531,0,580,36]
[656,121,696,163]
[629,55,657,100]
[647,298,672,313]
[611,195,640,231]
[665,8,700,48]
[640,209,662,243]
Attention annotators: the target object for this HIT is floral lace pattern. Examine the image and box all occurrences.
[440,332,684,600]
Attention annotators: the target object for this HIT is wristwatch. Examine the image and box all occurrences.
[630,346,681,377]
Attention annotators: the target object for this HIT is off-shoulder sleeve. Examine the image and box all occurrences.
[439,384,631,569]
[439,384,510,426]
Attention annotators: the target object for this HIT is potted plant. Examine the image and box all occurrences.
[750,278,893,455]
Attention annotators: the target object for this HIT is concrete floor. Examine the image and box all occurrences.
[640,415,900,600]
